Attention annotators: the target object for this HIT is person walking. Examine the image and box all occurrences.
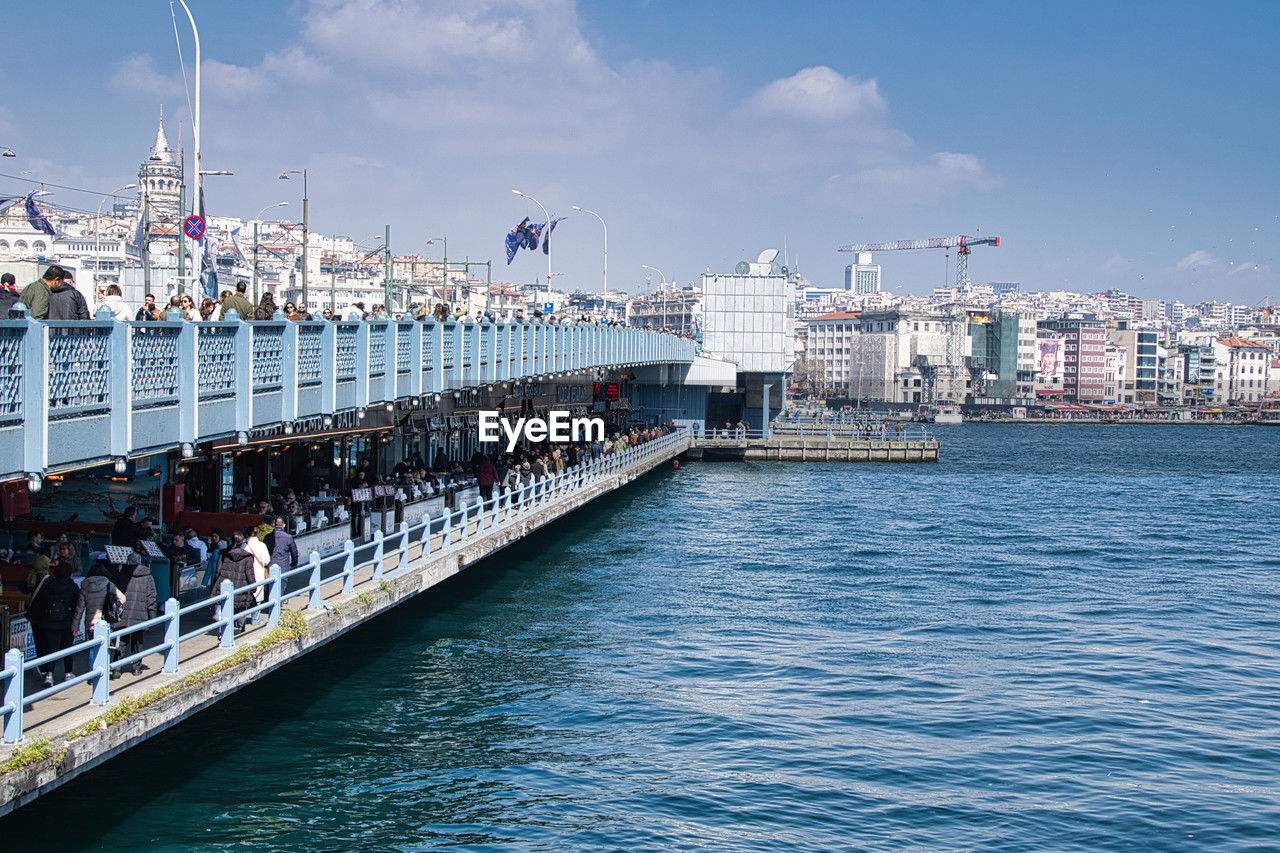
[264,514,299,577]
[246,524,272,623]
[73,562,126,673]
[115,554,157,675]
[255,292,278,320]
[210,531,255,633]
[26,559,81,686]
[476,456,498,506]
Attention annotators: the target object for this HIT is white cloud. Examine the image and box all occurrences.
[745,66,886,122]
[1176,249,1215,270]
[1101,255,1130,276]
[110,55,185,100]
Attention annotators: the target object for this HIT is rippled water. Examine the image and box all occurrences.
[7,425,1280,851]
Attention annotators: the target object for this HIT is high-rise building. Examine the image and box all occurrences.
[843,252,881,294]
[1038,316,1107,402]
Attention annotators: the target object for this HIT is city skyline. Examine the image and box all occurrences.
[2,0,1277,303]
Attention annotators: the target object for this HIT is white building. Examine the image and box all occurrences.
[844,252,882,294]
[702,250,795,374]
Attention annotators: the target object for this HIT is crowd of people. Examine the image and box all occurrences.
[4,267,698,340]
[4,421,679,691]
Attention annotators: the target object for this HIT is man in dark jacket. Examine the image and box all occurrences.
[27,560,81,686]
[218,280,255,320]
[111,505,145,547]
[211,531,256,633]
[47,272,90,320]
[263,515,299,574]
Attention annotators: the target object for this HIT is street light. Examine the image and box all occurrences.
[93,183,137,293]
[572,205,607,316]
[174,1,204,292]
[280,169,308,307]
[641,265,668,332]
[251,201,289,303]
[511,189,552,284]
[1,146,14,158]
[426,236,449,306]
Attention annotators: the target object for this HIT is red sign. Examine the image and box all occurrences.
[183,215,206,240]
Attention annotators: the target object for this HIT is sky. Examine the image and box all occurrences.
[2,0,1278,305]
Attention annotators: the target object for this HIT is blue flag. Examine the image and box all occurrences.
[505,217,529,265]
[25,192,55,236]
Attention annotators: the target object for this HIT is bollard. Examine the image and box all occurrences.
[307,550,323,609]
[341,539,356,595]
[163,598,180,674]
[398,521,410,572]
[268,565,283,627]
[4,648,25,744]
[219,579,236,649]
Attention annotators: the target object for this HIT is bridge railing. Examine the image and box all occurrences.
[0,314,695,482]
[0,427,691,746]
[696,424,936,442]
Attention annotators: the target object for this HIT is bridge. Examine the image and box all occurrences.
[0,312,699,484]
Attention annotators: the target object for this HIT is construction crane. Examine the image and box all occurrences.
[838,235,1001,405]
[838,234,1000,290]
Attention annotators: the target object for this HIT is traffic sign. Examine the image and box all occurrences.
[183,215,205,240]
[542,302,554,313]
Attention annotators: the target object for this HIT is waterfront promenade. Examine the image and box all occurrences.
[0,429,690,816]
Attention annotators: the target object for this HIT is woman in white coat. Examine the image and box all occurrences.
[245,524,272,625]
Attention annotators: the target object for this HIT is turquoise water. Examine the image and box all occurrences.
[6,425,1280,850]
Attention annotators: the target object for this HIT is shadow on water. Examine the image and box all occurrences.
[1,464,679,845]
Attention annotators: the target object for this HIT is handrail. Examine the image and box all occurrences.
[1,427,690,745]
[0,315,696,483]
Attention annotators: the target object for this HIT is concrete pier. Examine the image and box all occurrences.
[0,433,689,817]
[689,435,939,462]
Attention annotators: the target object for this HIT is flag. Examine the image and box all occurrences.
[505,217,529,264]
[230,225,249,265]
[198,194,216,299]
[542,217,564,255]
[25,192,55,236]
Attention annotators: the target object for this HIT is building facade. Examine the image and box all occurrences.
[1038,316,1107,402]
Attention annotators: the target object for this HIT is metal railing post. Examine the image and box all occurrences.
[4,649,25,744]
[459,502,471,541]
[307,550,323,609]
[398,521,409,572]
[163,598,180,674]
[268,565,283,627]
[441,503,452,545]
[341,540,356,595]
[219,580,236,648]
[371,529,386,581]
[90,620,111,705]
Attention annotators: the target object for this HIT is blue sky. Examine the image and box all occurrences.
[2,0,1277,305]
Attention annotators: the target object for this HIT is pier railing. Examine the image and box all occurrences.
[0,314,696,483]
[1,428,690,745]
[698,424,935,442]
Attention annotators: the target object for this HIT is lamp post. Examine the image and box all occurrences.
[511,189,552,284]
[280,169,308,307]
[251,201,289,304]
[182,170,233,297]
[571,205,607,316]
[0,146,14,158]
[174,0,203,290]
[94,183,136,293]
[426,236,447,306]
[641,265,667,330]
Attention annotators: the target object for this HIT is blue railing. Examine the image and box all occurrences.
[0,428,690,745]
[0,315,696,483]
[696,424,936,442]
